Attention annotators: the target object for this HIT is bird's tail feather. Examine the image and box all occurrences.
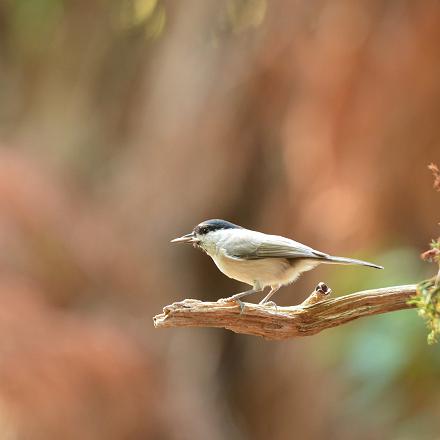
[322,255,383,269]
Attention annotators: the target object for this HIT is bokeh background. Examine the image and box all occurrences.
[0,0,439,438]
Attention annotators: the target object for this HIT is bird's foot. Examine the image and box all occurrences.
[260,300,278,312]
[236,299,246,314]
[261,300,277,307]
[217,296,246,314]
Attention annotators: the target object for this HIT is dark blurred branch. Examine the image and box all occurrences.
[153,284,417,340]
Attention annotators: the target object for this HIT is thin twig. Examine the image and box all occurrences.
[153,284,417,340]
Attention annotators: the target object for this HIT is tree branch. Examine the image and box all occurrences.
[153,284,418,340]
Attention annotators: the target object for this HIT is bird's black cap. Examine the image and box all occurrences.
[194,219,242,235]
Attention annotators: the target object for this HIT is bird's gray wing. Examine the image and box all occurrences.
[224,233,327,260]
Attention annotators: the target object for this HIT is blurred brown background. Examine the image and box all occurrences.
[0,0,439,438]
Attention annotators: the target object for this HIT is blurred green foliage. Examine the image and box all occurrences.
[115,0,166,38]
[410,240,440,344]
[8,0,64,55]
[227,0,267,32]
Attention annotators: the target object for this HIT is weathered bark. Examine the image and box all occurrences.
[153,284,417,340]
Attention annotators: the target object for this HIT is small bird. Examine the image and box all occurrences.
[171,219,383,306]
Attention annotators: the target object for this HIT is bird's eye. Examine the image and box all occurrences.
[196,226,210,235]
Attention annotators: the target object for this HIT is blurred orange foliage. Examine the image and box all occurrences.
[0,0,439,438]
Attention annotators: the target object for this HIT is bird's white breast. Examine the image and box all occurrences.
[210,253,318,288]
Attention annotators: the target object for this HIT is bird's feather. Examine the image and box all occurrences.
[222,230,327,261]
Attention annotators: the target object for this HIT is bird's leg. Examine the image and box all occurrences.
[228,288,262,301]
[218,286,264,313]
[259,286,280,305]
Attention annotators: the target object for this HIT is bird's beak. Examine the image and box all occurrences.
[170,232,196,244]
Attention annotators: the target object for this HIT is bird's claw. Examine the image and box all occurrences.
[217,296,246,315]
[262,300,278,308]
[260,300,278,312]
[217,296,246,314]
[236,299,246,314]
